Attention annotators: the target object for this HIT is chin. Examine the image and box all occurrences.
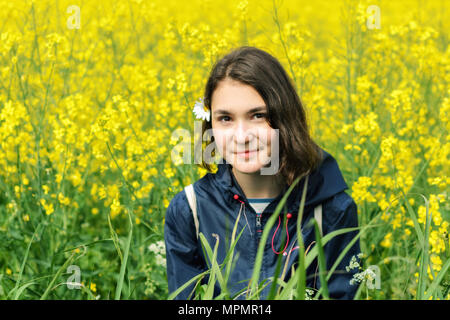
[227,152,272,174]
[232,162,264,174]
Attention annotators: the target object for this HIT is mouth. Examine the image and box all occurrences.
[234,149,259,157]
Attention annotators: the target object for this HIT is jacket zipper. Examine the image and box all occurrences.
[256,213,262,245]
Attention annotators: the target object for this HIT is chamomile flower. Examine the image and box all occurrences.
[193,98,210,122]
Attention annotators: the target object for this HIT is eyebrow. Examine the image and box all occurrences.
[213,106,267,116]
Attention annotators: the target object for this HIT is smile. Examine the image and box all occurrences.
[234,150,258,157]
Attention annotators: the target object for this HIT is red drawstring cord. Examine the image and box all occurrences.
[272,213,292,255]
[233,194,244,204]
[234,194,294,256]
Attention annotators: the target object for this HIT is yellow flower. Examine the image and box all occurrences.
[392,213,402,230]
[381,232,393,248]
[110,198,122,219]
[439,221,449,235]
[163,198,170,209]
[351,176,377,204]
[42,185,50,195]
[90,282,97,293]
[58,193,71,206]
[98,186,107,200]
[22,176,29,186]
[429,230,445,254]
[55,174,63,184]
[40,199,55,215]
[163,166,175,179]
[405,218,414,227]
[430,255,442,272]
[132,181,140,189]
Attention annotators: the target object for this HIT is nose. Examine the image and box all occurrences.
[233,120,253,147]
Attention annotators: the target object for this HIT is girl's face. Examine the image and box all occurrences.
[211,79,278,174]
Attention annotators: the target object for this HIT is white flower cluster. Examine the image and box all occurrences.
[349,268,377,286]
[346,253,378,286]
[305,288,315,300]
[346,253,363,272]
[148,240,166,267]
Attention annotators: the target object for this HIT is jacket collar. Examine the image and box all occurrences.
[213,147,349,215]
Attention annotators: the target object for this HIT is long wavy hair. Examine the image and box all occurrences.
[197,46,323,186]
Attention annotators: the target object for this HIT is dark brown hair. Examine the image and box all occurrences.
[197,46,323,186]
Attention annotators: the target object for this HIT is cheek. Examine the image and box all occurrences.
[212,129,230,152]
[255,127,276,149]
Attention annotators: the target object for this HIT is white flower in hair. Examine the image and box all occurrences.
[193,98,210,122]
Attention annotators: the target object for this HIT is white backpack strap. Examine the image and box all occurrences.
[184,184,199,239]
[312,203,323,289]
[314,204,323,237]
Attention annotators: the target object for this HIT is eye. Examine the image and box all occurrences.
[218,116,231,122]
[253,113,266,119]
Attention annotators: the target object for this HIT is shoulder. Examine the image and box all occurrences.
[323,191,358,228]
[194,172,217,194]
[165,170,219,221]
[164,188,192,225]
[164,188,199,243]
[328,191,355,213]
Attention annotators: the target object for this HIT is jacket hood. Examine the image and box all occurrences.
[210,147,349,216]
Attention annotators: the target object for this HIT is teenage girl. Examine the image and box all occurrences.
[164,46,361,300]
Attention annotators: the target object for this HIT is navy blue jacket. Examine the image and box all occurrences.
[164,148,361,300]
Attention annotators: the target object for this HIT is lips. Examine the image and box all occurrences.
[234,149,258,155]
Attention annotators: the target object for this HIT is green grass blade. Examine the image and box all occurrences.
[313,211,382,299]
[114,208,133,300]
[108,212,123,263]
[304,226,364,268]
[424,257,450,300]
[223,223,246,296]
[223,202,246,293]
[199,232,222,299]
[12,222,44,298]
[296,175,309,300]
[11,282,36,300]
[40,251,76,300]
[417,195,431,300]
[312,219,329,299]
[266,237,286,299]
[402,191,425,246]
[167,270,210,300]
[249,176,302,297]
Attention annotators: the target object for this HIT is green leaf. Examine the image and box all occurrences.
[108,213,123,263]
[402,191,425,246]
[417,195,431,300]
[199,232,222,299]
[248,176,302,297]
[115,208,133,300]
[424,257,450,300]
[295,174,309,300]
[40,251,77,300]
[167,270,210,300]
[312,219,329,299]
[11,222,44,299]
[11,282,36,300]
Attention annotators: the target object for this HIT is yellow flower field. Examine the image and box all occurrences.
[0,0,448,299]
